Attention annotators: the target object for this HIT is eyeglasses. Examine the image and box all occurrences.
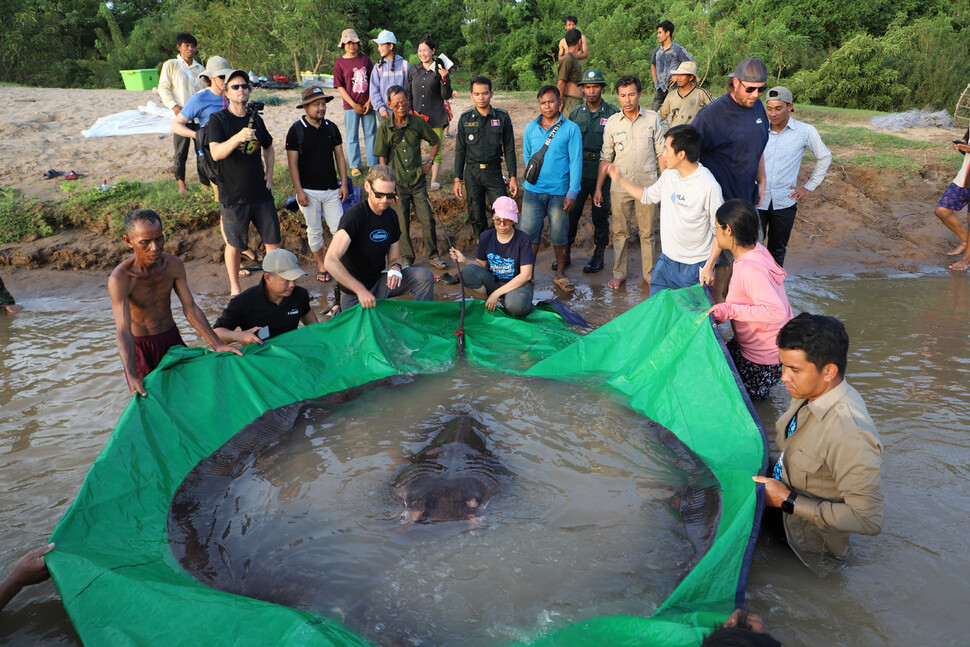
[739,82,767,94]
[229,83,250,91]
[372,191,397,199]
[492,217,513,225]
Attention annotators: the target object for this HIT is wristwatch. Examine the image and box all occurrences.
[781,491,798,515]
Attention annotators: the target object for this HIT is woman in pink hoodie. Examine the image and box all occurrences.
[707,199,794,399]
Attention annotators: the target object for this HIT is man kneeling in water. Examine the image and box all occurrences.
[109,209,240,396]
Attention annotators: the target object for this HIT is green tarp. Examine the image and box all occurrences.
[48,285,765,646]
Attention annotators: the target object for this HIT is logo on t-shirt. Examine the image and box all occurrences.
[670,191,688,207]
[486,252,515,280]
[351,67,367,94]
[370,229,389,242]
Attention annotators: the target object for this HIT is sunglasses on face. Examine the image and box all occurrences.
[229,83,250,91]
[372,191,397,199]
[740,82,767,94]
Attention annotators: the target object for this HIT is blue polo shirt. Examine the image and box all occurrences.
[691,94,769,204]
[522,113,582,199]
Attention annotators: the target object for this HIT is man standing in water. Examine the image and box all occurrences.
[754,313,883,575]
[109,209,240,397]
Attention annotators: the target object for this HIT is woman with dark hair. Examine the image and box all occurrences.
[405,33,453,191]
[707,199,793,399]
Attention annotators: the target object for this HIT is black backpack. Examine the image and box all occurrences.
[196,110,230,183]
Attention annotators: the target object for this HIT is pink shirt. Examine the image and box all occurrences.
[710,243,793,366]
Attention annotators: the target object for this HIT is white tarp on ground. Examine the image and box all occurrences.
[82,101,173,137]
[869,109,954,131]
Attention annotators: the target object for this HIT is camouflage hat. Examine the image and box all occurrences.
[578,69,607,85]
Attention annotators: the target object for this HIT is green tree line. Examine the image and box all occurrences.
[2,0,970,112]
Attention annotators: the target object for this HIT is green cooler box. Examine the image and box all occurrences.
[120,68,159,91]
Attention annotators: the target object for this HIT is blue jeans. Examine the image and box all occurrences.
[520,190,569,246]
[343,109,377,169]
[460,263,534,317]
[649,253,705,296]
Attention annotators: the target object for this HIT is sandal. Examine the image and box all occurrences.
[428,256,448,270]
[553,276,575,292]
[241,249,263,264]
[316,270,331,282]
[238,268,251,278]
[325,303,342,319]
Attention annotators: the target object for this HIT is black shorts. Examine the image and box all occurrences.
[220,199,281,250]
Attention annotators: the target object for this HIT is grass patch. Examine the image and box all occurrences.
[797,103,886,125]
[0,188,55,244]
[0,160,373,245]
[815,124,936,150]
[846,153,926,174]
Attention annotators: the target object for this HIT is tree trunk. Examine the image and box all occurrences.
[293,51,301,83]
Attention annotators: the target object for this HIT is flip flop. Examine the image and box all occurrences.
[316,270,331,282]
[241,249,263,263]
[553,276,575,292]
[435,272,459,285]
[43,169,63,179]
[325,303,342,319]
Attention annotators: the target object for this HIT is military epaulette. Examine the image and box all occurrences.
[459,108,479,119]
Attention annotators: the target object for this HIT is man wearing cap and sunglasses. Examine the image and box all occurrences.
[324,165,434,312]
[286,86,349,283]
[208,69,280,296]
[213,248,318,346]
[691,56,771,300]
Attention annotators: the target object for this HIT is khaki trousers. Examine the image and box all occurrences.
[610,191,657,282]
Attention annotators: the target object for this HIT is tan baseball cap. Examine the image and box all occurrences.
[262,249,306,280]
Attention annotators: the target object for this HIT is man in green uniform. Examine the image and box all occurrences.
[453,76,518,238]
[375,85,446,270]
[561,69,619,274]
[558,29,584,116]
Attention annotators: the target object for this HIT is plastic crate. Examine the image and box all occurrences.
[120,68,159,91]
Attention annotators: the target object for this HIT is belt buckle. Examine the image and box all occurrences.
[479,163,488,169]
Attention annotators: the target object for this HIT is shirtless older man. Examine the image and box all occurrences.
[109,209,240,396]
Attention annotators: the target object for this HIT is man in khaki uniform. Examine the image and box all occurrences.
[754,313,883,575]
[658,61,714,128]
[595,74,666,290]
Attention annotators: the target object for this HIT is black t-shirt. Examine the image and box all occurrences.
[213,278,311,338]
[285,117,343,191]
[475,228,534,283]
[691,94,769,203]
[337,199,401,289]
[208,108,274,206]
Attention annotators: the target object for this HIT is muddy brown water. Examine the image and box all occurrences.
[1,271,968,645]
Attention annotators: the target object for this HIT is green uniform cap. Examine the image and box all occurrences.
[578,69,607,85]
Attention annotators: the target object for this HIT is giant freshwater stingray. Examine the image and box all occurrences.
[392,413,507,525]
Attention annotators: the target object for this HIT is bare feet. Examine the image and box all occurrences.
[948,258,970,271]
[4,304,23,314]
[946,242,968,256]
[607,277,625,290]
[177,180,188,194]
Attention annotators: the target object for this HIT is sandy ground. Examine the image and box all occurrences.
[1,84,968,303]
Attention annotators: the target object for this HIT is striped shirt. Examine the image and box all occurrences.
[763,116,832,210]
